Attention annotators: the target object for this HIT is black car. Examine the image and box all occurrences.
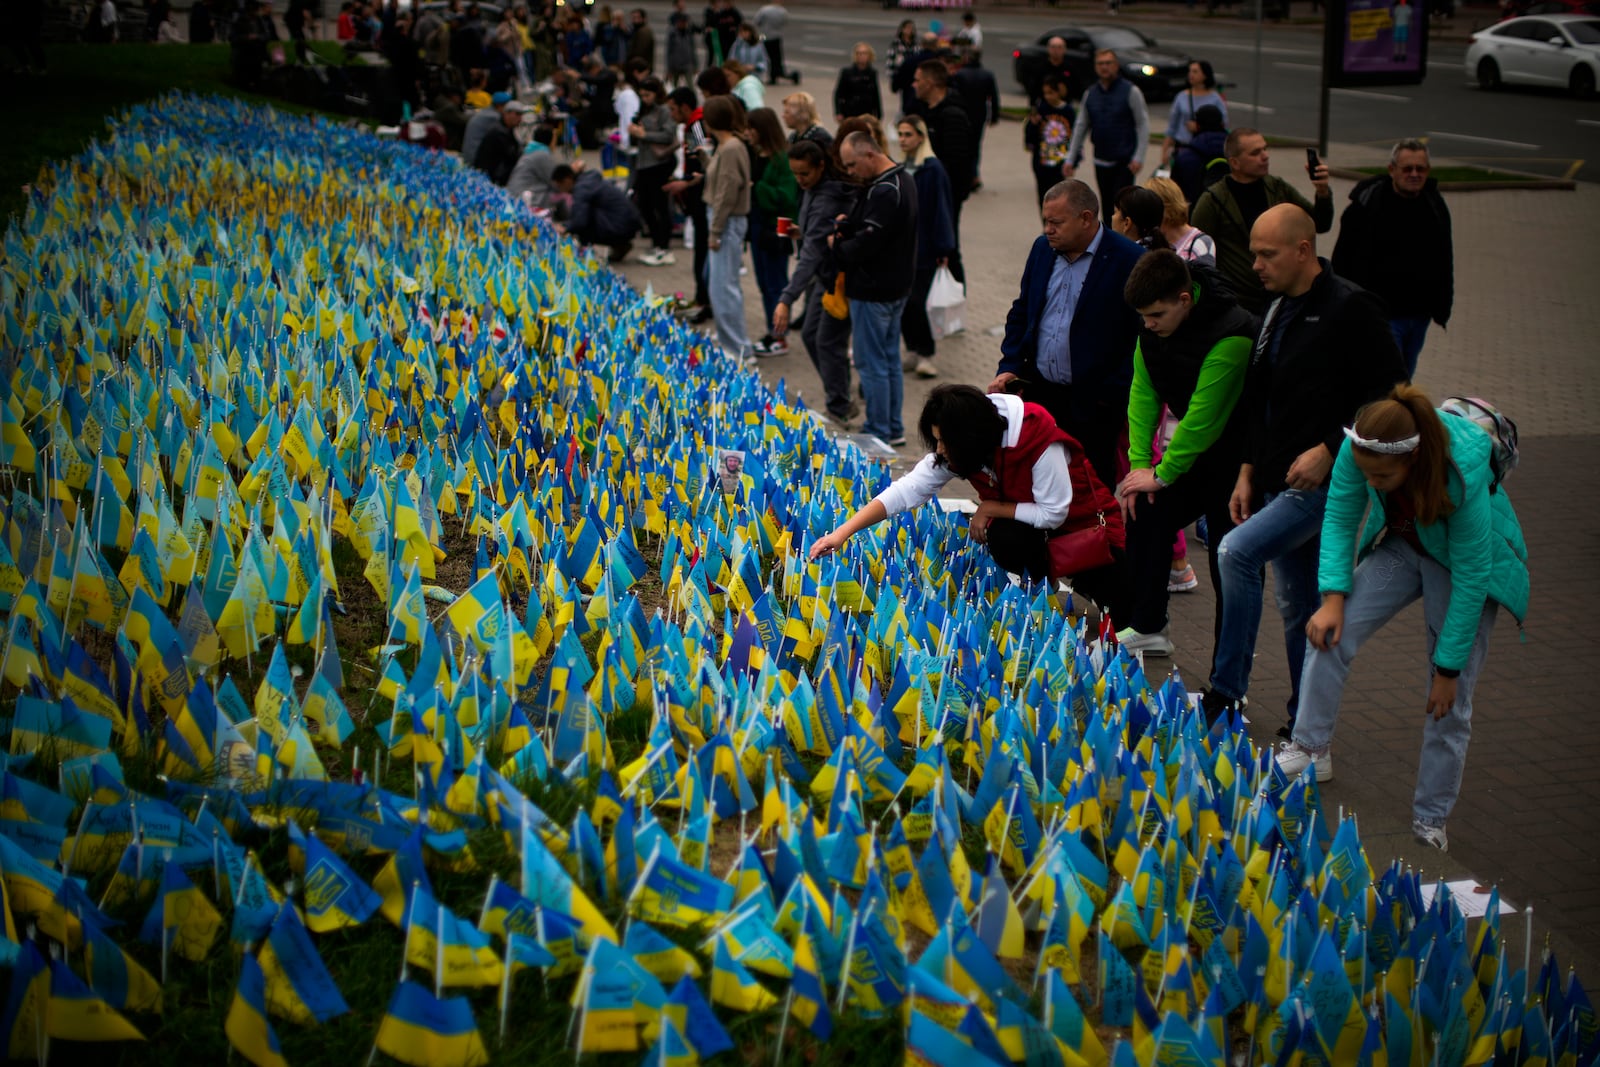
[1013,25,1193,102]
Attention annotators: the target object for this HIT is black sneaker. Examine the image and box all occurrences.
[1200,688,1235,726]
[887,435,908,447]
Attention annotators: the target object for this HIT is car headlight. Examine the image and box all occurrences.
[1139,65,1157,77]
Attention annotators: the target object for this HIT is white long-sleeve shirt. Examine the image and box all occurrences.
[873,393,1074,530]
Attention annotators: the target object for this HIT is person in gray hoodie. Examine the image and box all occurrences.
[771,139,858,425]
[507,124,560,209]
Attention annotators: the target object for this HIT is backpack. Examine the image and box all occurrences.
[1442,396,1519,493]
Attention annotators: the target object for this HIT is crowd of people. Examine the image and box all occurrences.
[586,17,1495,858]
[124,3,1511,855]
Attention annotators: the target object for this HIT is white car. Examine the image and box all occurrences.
[1466,14,1600,97]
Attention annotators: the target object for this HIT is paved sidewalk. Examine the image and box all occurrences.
[613,107,1600,978]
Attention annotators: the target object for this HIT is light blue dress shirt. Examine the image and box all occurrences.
[1036,225,1104,386]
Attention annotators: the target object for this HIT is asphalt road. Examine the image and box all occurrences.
[672,2,1597,180]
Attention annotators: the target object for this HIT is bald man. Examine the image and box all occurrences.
[1198,204,1404,734]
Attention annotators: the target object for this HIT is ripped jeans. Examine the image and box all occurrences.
[1292,537,1498,827]
[1208,487,1325,723]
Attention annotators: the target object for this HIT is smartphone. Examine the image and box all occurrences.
[1305,147,1321,174]
[1003,377,1031,396]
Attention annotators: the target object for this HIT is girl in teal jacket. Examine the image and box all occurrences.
[1275,385,1528,853]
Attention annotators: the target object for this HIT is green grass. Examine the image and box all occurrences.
[2,44,341,223]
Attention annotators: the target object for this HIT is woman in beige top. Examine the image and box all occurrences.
[703,95,753,360]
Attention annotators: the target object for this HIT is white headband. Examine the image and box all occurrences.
[1344,425,1420,454]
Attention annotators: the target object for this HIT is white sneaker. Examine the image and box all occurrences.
[639,249,676,266]
[914,357,939,379]
[1115,626,1173,656]
[1275,741,1333,782]
[1412,820,1448,851]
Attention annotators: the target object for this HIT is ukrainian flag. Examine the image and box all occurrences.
[225,954,288,1067]
[627,845,734,931]
[141,862,222,963]
[790,927,833,1039]
[1,942,50,1060]
[258,902,350,1025]
[373,980,490,1067]
[520,823,617,945]
[301,832,381,933]
[643,1016,698,1067]
[404,883,503,987]
[45,955,144,1042]
[83,919,163,1014]
[709,937,777,1013]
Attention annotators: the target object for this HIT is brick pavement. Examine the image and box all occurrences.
[611,93,1600,978]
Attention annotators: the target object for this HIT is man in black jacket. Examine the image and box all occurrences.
[551,164,641,262]
[912,58,972,285]
[947,49,1000,191]
[471,100,530,186]
[831,131,918,446]
[1331,139,1453,379]
[1204,204,1405,732]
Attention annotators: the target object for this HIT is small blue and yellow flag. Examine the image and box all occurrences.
[709,936,777,1013]
[140,862,222,962]
[403,882,503,988]
[257,901,350,1025]
[0,941,49,1060]
[301,830,381,933]
[82,918,163,1014]
[225,954,289,1067]
[374,980,490,1067]
[790,925,833,1039]
[628,845,735,930]
[46,955,145,1043]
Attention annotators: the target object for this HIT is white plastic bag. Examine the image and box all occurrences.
[926,265,966,338]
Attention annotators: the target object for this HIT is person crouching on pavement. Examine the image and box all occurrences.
[810,385,1128,620]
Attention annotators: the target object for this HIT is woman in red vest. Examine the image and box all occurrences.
[810,385,1128,616]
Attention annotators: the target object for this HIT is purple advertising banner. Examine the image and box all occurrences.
[1343,0,1425,75]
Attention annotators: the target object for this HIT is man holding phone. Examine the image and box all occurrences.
[1191,128,1334,314]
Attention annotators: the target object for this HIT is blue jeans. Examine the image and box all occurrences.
[708,215,751,357]
[1389,315,1429,380]
[1210,487,1325,721]
[849,297,907,441]
[1292,538,1498,826]
[748,240,790,334]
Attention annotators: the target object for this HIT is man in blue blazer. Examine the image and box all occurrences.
[989,179,1144,491]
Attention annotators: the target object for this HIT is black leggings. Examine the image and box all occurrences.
[986,517,1130,624]
[901,265,936,358]
[632,163,673,251]
[1123,445,1238,653]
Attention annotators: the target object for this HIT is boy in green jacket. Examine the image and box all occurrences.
[1113,250,1259,660]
